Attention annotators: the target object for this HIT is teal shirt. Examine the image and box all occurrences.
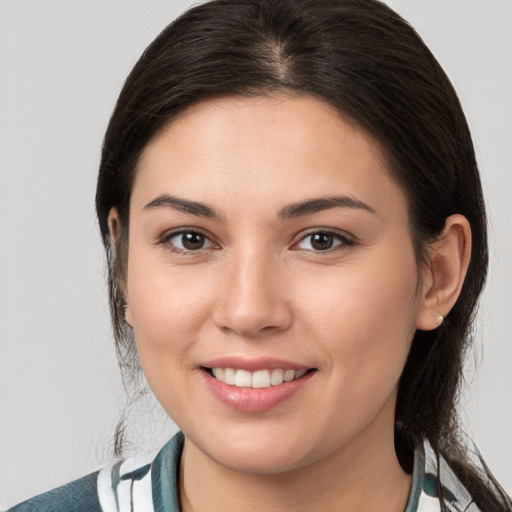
[8,432,480,511]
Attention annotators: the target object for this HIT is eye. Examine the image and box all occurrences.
[295,231,352,252]
[164,230,215,252]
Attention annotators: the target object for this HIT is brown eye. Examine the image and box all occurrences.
[166,231,213,252]
[181,232,206,250]
[310,233,334,251]
[296,231,352,252]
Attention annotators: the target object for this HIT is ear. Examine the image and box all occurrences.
[108,207,121,247]
[416,214,472,331]
[108,208,133,327]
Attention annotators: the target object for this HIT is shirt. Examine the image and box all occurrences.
[7,432,481,512]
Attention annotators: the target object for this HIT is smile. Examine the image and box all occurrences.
[208,368,309,388]
[201,363,317,412]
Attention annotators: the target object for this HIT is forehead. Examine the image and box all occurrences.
[132,94,407,222]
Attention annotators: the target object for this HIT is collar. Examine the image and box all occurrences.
[99,431,479,512]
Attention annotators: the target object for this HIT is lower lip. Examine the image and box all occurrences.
[202,370,315,412]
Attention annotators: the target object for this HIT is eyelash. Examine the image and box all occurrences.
[292,230,355,253]
[158,228,356,255]
[158,228,216,255]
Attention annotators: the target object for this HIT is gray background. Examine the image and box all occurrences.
[1,0,511,507]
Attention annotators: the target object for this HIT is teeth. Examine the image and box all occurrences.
[295,369,307,379]
[283,369,295,382]
[234,369,252,387]
[210,367,309,388]
[212,368,224,380]
[223,368,236,385]
[252,370,271,388]
[270,369,284,385]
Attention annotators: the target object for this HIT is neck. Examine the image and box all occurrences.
[179,414,412,512]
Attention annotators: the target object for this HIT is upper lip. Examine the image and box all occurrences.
[201,356,312,372]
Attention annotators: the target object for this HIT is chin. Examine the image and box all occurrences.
[185,421,329,476]
[210,444,310,475]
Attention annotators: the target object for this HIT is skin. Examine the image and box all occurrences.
[110,94,471,512]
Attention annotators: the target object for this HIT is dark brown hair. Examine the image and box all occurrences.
[95,0,510,509]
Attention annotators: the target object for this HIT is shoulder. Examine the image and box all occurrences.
[7,472,100,512]
[7,432,185,512]
[409,438,482,512]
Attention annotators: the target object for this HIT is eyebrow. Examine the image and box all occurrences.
[278,195,377,219]
[143,194,225,220]
[142,193,376,220]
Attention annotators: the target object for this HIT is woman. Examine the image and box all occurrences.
[8,0,511,510]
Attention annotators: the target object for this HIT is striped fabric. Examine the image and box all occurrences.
[8,432,480,511]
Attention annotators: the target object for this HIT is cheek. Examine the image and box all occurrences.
[125,265,217,422]
[299,250,419,331]
[292,261,419,444]
[125,250,215,372]
[297,251,420,387]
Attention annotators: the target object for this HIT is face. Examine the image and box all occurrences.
[122,95,425,475]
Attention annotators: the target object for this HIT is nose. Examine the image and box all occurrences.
[212,251,293,337]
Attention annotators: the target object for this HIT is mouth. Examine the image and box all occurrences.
[199,357,318,411]
[202,367,316,389]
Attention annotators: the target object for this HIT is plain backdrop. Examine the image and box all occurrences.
[0,0,511,507]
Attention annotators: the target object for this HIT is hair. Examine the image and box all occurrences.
[95,0,510,509]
